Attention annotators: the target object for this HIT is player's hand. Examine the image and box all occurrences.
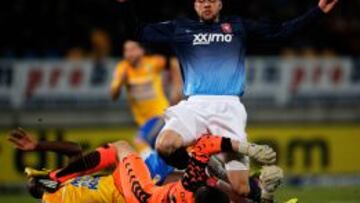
[237,142,276,164]
[260,165,284,193]
[318,0,338,14]
[8,128,38,151]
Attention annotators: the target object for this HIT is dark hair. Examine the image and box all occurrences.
[124,40,145,49]
[27,178,45,199]
[194,186,230,203]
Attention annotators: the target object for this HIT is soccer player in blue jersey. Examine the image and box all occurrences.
[116,0,338,201]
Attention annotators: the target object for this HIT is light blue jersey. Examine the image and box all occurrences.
[173,24,247,96]
[143,17,247,96]
[138,7,323,96]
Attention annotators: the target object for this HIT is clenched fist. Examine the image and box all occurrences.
[318,0,338,14]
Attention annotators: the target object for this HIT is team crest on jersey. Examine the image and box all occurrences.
[221,23,232,34]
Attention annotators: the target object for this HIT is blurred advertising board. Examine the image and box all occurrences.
[245,57,359,104]
[0,59,118,109]
[0,124,359,184]
[0,58,359,109]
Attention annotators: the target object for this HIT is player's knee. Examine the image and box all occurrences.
[227,171,250,197]
[232,181,250,197]
[112,141,135,159]
[113,140,130,149]
[227,169,250,197]
[155,130,183,156]
[155,137,173,156]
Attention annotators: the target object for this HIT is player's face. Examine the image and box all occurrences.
[194,0,222,22]
[123,41,144,65]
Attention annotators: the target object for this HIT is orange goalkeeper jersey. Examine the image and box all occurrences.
[42,175,124,203]
[112,135,228,203]
[111,55,169,126]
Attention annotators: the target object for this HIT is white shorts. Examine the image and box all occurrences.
[161,95,249,170]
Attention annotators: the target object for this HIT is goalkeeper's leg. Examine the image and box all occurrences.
[208,157,283,203]
[48,143,118,183]
[25,143,118,193]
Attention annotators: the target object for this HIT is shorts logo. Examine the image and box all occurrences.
[221,23,232,34]
[193,33,233,45]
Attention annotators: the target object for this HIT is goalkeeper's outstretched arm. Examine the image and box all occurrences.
[8,128,83,161]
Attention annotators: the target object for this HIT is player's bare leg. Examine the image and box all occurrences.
[227,170,250,197]
[113,140,137,161]
[211,150,251,198]
[155,130,190,169]
[155,130,183,155]
[208,156,283,203]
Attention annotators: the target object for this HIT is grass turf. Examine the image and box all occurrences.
[0,186,360,203]
[276,186,360,203]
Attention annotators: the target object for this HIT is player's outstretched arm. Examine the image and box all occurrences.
[318,0,338,14]
[115,0,175,43]
[191,135,276,165]
[110,62,127,101]
[169,57,183,105]
[244,0,339,42]
[8,128,82,160]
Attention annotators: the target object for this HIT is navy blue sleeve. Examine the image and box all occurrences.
[139,21,175,43]
[119,1,175,43]
[243,6,325,41]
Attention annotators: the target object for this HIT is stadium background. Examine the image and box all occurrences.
[0,0,360,202]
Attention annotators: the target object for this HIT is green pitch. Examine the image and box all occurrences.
[0,186,359,203]
[276,186,360,203]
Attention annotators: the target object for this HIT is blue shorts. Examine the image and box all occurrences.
[144,151,174,185]
[137,117,165,149]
